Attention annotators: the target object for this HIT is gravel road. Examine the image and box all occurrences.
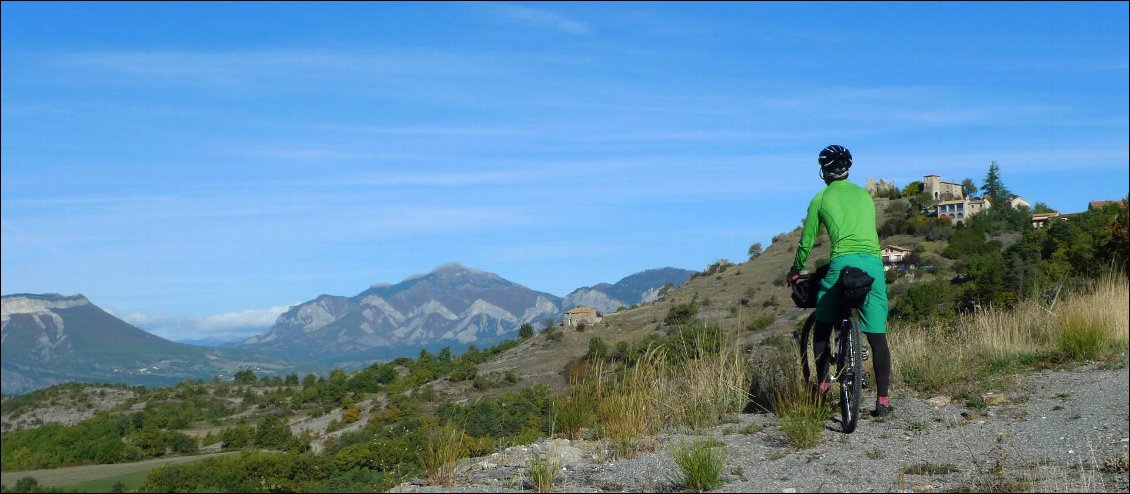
[393,363,1129,493]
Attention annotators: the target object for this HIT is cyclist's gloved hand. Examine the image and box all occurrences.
[785,268,800,287]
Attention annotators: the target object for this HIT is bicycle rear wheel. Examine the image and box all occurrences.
[838,318,862,433]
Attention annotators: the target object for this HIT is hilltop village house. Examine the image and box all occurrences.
[923,174,965,201]
[563,307,602,329]
[1031,212,1061,229]
[1030,200,1121,229]
[923,174,1032,225]
[881,245,913,265]
[935,197,991,224]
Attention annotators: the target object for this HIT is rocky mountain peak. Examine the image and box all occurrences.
[2,293,92,318]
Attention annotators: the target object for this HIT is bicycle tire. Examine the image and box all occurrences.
[838,317,863,433]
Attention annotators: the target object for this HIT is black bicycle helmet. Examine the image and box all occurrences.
[818,144,852,180]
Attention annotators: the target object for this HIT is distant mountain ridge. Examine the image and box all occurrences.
[561,267,696,314]
[239,263,693,368]
[1,293,285,395]
[238,263,561,366]
[2,264,693,392]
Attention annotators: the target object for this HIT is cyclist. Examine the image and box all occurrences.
[786,145,893,418]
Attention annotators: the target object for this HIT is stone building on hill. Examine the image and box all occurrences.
[563,307,602,329]
[923,174,964,201]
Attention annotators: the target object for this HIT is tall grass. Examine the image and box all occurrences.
[1056,275,1128,360]
[552,384,597,440]
[420,424,466,486]
[527,454,561,493]
[572,329,750,458]
[672,439,728,492]
[773,377,826,449]
[891,275,1129,397]
[594,347,666,458]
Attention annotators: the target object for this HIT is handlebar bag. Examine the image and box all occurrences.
[790,264,830,309]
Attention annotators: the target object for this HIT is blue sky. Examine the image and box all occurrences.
[3,2,1127,342]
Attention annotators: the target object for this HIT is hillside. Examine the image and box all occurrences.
[476,206,842,393]
[0,294,288,395]
[2,197,1124,493]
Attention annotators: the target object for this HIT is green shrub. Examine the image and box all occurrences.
[420,425,466,486]
[552,390,596,440]
[1058,321,1108,362]
[449,360,478,382]
[664,300,700,326]
[668,323,723,360]
[672,439,727,492]
[519,323,535,339]
[773,379,825,449]
[746,313,775,332]
[527,454,561,492]
[586,337,610,361]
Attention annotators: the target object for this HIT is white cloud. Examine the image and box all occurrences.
[484,3,592,35]
[110,305,294,343]
[188,305,293,332]
[120,311,172,328]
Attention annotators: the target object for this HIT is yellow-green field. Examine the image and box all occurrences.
[0,452,236,490]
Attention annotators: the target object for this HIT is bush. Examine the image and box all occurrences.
[748,243,763,260]
[664,300,700,326]
[420,425,466,486]
[774,381,825,449]
[1059,321,1108,362]
[527,454,561,493]
[668,323,724,360]
[233,368,257,385]
[519,323,535,339]
[586,337,609,361]
[893,279,959,322]
[746,313,775,332]
[449,360,478,382]
[552,389,596,440]
[672,440,727,492]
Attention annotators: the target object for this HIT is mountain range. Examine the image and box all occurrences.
[1,264,693,393]
[237,263,695,368]
[561,267,694,314]
[0,293,288,395]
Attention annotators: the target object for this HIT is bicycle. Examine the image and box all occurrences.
[790,266,873,433]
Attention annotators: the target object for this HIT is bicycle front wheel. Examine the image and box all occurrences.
[838,318,863,433]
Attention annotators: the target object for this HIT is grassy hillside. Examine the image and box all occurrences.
[2,197,1125,493]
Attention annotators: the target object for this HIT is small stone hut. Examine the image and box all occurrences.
[563,307,602,329]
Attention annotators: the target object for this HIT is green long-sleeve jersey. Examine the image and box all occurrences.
[792,179,881,272]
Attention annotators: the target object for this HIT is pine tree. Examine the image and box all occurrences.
[980,161,1012,208]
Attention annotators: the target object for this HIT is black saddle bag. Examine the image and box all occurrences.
[837,266,874,309]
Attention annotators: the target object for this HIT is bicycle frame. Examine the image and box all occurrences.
[793,274,863,433]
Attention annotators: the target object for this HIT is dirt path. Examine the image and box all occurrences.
[391,364,1130,493]
[0,452,237,488]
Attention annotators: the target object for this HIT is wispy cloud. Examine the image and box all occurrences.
[189,305,293,332]
[38,49,505,91]
[115,305,294,343]
[482,3,593,36]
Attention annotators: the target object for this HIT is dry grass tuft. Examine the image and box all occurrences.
[891,275,1129,397]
